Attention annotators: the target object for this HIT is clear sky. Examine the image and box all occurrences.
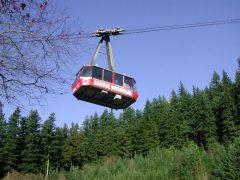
[4,0,240,127]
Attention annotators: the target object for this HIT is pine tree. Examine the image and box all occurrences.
[62,123,78,170]
[62,123,87,170]
[135,118,159,155]
[143,99,155,121]
[155,96,183,148]
[175,83,193,142]
[225,137,240,179]
[213,137,240,179]
[83,113,99,162]
[113,120,131,157]
[121,108,136,124]
[41,113,58,174]
[0,102,6,177]
[217,71,237,144]
[17,117,28,171]
[234,66,240,135]
[129,109,142,156]
[95,110,117,156]
[120,107,136,157]
[191,89,216,148]
[208,71,223,115]
[3,107,21,172]
[55,124,68,171]
[19,110,42,173]
[135,101,159,155]
[168,103,185,147]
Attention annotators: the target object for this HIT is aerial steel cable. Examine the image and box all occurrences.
[123,18,240,35]
[2,18,240,44]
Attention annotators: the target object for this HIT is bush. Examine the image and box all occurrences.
[211,137,240,179]
[171,141,210,180]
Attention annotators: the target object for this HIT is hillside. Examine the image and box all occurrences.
[65,139,240,180]
[1,69,240,179]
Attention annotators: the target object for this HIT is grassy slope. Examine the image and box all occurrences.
[65,143,213,180]
[4,142,229,180]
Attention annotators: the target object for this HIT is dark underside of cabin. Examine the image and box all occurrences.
[73,86,136,109]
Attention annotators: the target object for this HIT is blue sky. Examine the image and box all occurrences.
[4,0,240,126]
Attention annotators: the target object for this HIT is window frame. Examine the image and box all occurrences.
[92,66,103,80]
[123,76,137,91]
[103,69,113,83]
[114,72,123,86]
[81,66,93,77]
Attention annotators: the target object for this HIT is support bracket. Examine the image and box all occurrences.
[91,28,125,72]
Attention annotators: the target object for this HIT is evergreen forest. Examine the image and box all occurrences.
[1,69,240,179]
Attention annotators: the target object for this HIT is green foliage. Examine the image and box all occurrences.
[95,110,117,156]
[41,113,60,173]
[135,118,159,155]
[82,114,99,161]
[63,139,240,180]
[54,124,68,171]
[191,90,216,148]
[4,139,240,179]
[113,123,131,157]
[119,108,136,157]
[133,101,160,155]
[19,110,42,173]
[63,144,212,180]
[2,65,240,178]
[219,71,237,144]
[211,137,240,179]
[0,102,6,177]
[3,108,21,172]
[172,142,210,180]
[17,117,28,171]
[176,82,193,142]
[153,96,183,148]
[207,71,238,144]
[62,123,87,170]
[234,70,240,134]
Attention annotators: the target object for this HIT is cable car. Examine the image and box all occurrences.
[71,28,139,109]
[71,65,138,109]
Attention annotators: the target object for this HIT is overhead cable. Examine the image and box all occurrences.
[1,18,240,44]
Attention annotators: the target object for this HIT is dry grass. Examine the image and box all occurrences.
[2,171,44,180]
[128,159,136,173]
[1,170,67,180]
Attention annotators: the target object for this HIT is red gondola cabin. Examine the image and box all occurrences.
[71,65,138,109]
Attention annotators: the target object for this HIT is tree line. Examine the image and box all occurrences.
[0,69,240,177]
